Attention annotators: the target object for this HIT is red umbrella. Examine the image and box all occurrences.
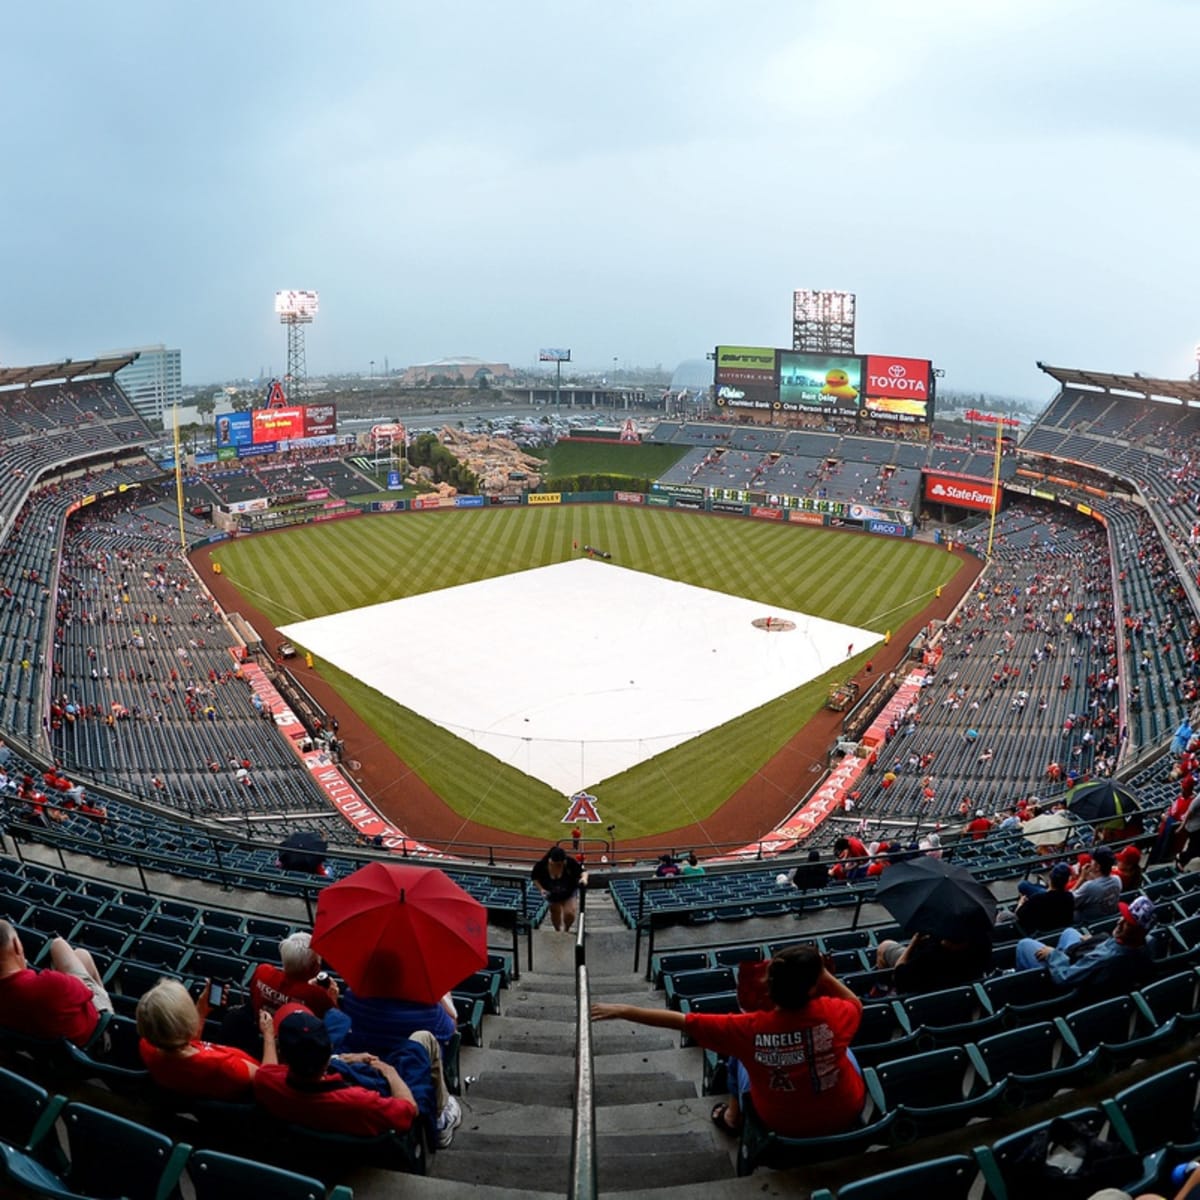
[311,862,487,1003]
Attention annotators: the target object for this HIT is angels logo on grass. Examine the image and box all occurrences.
[562,791,601,824]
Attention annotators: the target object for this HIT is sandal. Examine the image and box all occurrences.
[710,1102,740,1133]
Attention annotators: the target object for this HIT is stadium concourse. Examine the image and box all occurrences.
[7,360,1200,1195]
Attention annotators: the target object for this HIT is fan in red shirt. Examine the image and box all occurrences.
[965,810,993,840]
[136,978,272,1100]
[249,932,338,1016]
[827,835,869,882]
[0,921,111,1046]
[591,945,864,1138]
[252,1005,420,1138]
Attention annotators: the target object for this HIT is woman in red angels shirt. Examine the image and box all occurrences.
[592,944,863,1138]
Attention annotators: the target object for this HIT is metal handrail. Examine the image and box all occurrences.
[568,912,597,1200]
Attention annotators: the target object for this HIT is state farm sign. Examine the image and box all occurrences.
[864,355,931,399]
[924,474,997,512]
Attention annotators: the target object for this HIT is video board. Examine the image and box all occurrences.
[778,352,864,414]
[712,344,934,424]
[862,355,933,423]
[215,402,338,449]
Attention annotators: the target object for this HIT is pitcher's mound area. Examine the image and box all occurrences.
[280,558,879,795]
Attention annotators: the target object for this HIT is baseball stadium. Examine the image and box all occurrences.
[1,348,1199,1199]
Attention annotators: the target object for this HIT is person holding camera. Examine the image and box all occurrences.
[249,931,339,1016]
[136,977,276,1100]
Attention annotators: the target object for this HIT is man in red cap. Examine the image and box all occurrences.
[1014,896,1158,1001]
[253,1004,461,1147]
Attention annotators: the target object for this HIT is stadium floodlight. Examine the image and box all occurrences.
[275,290,318,405]
[275,290,319,323]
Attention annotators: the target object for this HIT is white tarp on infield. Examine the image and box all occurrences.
[280,558,880,795]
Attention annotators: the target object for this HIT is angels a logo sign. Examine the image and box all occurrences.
[562,791,601,824]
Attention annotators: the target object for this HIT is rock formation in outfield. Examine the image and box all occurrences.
[436,428,545,496]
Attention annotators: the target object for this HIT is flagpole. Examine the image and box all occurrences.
[985,412,1003,558]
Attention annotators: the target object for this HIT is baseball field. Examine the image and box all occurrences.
[210,506,965,841]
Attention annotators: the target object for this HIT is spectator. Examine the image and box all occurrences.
[1014,896,1157,1000]
[680,852,705,877]
[591,945,863,1138]
[530,846,584,933]
[253,1003,461,1147]
[137,978,273,1100]
[0,921,112,1046]
[874,930,992,995]
[964,810,993,840]
[828,835,869,881]
[1003,863,1075,935]
[791,849,827,891]
[1115,845,1144,891]
[654,854,680,878]
[338,982,458,1056]
[249,932,338,1017]
[1071,845,1122,924]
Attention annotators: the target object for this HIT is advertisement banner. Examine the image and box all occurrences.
[303,403,336,438]
[489,494,522,505]
[614,491,644,505]
[646,494,671,507]
[305,488,330,501]
[868,519,907,537]
[216,445,238,461]
[215,411,252,448]
[924,474,997,511]
[673,498,703,510]
[386,471,402,490]
[711,500,748,514]
[371,423,407,442]
[778,352,864,411]
[788,510,826,525]
[751,506,783,521]
[455,495,485,508]
[714,387,777,411]
[253,406,305,444]
[538,348,571,362]
[714,345,777,386]
[237,441,276,458]
[528,492,562,505]
[849,503,892,522]
[658,484,703,499]
[863,354,932,422]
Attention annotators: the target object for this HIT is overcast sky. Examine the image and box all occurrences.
[2,0,1197,397]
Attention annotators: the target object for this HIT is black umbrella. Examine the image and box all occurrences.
[873,857,996,941]
[278,829,328,873]
[1066,779,1140,824]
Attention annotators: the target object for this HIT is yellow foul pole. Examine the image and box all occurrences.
[985,414,1003,557]
[173,406,186,556]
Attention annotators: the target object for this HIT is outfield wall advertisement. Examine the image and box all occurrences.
[924,474,997,511]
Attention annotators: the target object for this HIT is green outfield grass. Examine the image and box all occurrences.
[539,439,686,480]
[213,508,964,841]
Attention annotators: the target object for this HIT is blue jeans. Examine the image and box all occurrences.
[1015,927,1081,971]
[1017,880,1047,899]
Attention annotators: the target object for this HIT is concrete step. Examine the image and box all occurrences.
[428,1130,731,1192]
[464,1068,696,1108]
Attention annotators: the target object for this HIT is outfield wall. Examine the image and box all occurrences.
[349,489,915,536]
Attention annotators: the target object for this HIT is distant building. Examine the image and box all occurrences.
[105,344,182,425]
[399,357,515,387]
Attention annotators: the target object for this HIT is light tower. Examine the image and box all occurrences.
[274,290,319,404]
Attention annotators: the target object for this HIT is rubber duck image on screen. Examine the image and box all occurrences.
[778,353,863,410]
[820,369,859,401]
